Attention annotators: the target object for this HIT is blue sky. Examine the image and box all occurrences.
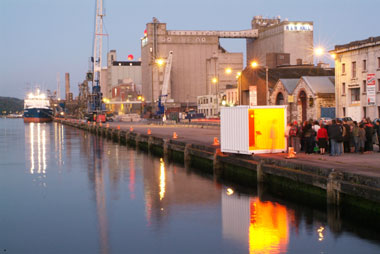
[1,0,380,99]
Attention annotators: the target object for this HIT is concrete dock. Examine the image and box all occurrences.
[57,119,380,221]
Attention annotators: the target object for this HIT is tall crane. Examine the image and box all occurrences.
[157,51,173,115]
[88,0,106,122]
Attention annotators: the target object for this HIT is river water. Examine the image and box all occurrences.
[1,119,379,253]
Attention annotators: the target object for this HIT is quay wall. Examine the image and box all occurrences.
[56,119,380,224]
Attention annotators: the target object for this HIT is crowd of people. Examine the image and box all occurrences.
[285,117,380,156]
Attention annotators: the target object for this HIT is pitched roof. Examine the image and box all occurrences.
[302,76,335,94]
[278,79,299,93]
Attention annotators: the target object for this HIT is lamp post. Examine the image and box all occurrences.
[225,67,242,105]
[212,77,218,117]
[251,61,269,105]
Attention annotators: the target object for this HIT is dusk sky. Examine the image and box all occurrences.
[1,0,380,99]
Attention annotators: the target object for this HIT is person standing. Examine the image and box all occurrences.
[317,124,328,155]
[342,120,351,153]
[328,119,343,156]
[375,120,380,152]
[352,121,360,153]
[364,119,374,152]
[358,124,366,154]
[289,121,300,153]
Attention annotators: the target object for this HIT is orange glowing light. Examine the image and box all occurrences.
[249,198,289,254]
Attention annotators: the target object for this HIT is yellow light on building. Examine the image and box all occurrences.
[314,47,325,56]
[251,61,258,68]
[225,68,232,74]
[212,77,218,84]
[156,58,164,66]
[330,53,336,59]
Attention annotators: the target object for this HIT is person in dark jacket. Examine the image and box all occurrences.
[342,120,351,153]
[364,118,374,152]
[375,120,380,152]
[303,123,315,154]
[327,119,343,156]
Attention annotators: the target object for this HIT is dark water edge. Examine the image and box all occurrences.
[1,119,380,254]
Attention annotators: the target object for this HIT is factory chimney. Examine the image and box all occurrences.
[65,73,70,101]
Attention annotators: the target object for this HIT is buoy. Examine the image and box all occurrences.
[213,137,220,146]
[117,125,120,130]
[130,126,133,132]
[173,132,178,139]
[147,128,151,135]
[286,147,296,159]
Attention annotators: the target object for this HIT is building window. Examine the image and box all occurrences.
[378,79,380,92]
[363,107,367,118]
[378,57,380,68]
[343,107,346,116]
[378,106,380,118]
[342,63,346,74]
[342,82,346,95]
[363,60,367,71]
[352,61,356,78]
[351,88,360,103]
[363,80,367,93]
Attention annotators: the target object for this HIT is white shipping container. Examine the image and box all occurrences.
[221,106,287,154]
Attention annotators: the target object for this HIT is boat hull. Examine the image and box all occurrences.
[23,108,53,123]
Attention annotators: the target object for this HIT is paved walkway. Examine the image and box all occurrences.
[108,121,380,178]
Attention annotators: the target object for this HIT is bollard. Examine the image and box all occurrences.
[173,132,178,139]
[147,129,151,135]
[286,147,296,159]
[213,137,220,146]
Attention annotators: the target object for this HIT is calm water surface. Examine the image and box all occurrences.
[1,119,380,253]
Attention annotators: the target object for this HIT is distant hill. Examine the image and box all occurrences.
[0,97,24,115]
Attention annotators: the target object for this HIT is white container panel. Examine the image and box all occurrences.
[221,106,250,154]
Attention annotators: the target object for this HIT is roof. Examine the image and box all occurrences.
[278,79,299,93]
[334,36,380,51]
[301,76,335,94]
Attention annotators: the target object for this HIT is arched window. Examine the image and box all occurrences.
[275,92,284,105]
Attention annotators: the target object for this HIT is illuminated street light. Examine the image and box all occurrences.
[225,68,232,74]
[314,47,325,56]
[251,61,269,105]
[330,53,336,59]
[156,58,165,66]
[212,77,218,84]
[251,61,258,68]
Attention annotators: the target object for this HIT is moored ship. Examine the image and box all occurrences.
[23,90,53,123]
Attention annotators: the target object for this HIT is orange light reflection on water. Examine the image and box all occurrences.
[249,198,289,254]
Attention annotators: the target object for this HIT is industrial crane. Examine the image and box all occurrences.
[157,51,173,116]
[87,0,106,122]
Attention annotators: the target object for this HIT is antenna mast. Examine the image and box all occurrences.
[93,0,104,86]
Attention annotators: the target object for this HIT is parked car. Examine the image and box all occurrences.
[337,117,353,124]
[319,117,332,125]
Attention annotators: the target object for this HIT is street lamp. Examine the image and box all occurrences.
[251,61,269,105]
[212,77,218,116]
[224,67,242,105]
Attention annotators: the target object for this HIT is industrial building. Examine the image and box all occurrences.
[246,16,314,66]
[141,16,315,108]
[101,50,142,100]
[329,36,380,121]
[141,18,249,106]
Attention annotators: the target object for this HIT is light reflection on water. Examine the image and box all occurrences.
[1,119,380,253]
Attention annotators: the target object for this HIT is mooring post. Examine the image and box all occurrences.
[163,139,170,160]
[148,136,154,153]
[184,143,191,166]
[327,170,342,206]
[213,148,222,178]
[135,133,141,150]
[257,160,265,183]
